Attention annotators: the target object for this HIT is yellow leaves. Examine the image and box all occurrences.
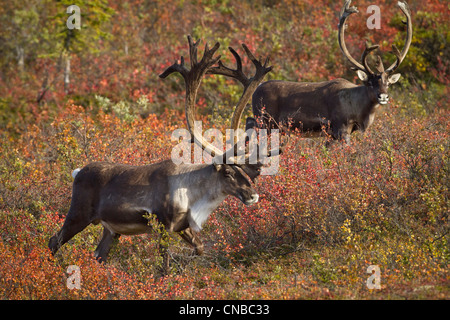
[341,218,354,244]
[420,186,448,224]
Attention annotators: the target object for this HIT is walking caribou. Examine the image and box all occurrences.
[48,36,279,270]
[247,0,412,144]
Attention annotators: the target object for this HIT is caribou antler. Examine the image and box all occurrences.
[160,35,223,157]
[338,0,369,73]
[339,1,412,76]
[160,35,275,164]
[361,42,380,75]
[207,46,250,88]
[208,44,275,163]
[208,44,272,131]
[338,1,380,75]
[385,1,412,73]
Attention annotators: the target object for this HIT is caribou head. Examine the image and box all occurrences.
[339,0,412,105]
[215,163,260,205]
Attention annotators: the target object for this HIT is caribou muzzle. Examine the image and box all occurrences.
[377,93,389,105]
[241,193,259,205]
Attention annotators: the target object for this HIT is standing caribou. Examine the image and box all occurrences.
[248,0,412,144]
[48,36,279,271]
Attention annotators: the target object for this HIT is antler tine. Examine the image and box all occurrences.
[375,55,385,73]
[206,42,272,164]
[387,44,402,72]
[187,35,199,68]
[340,0,358,19]
[159,35,222,80]
[207,46,251,88]
[386,1,412,73]
[160,36,273,165]
[361,42,380,75]
[263,56,271,68]
[242,43,273,78]
[209,43,272,164]
[159,56,189,79]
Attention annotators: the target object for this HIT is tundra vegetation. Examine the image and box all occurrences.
[0,0,448,299]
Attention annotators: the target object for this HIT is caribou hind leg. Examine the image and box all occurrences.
[48,183,95,256]
[48,212,91,256]
[94,227,120,263]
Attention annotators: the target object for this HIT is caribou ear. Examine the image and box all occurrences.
[239,163,262,183]
[356,70,368,82]
[245,117,257,131]
[388,73,401,84]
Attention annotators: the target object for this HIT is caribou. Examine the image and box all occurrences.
[247,0,412,144]
[48,36,279,271]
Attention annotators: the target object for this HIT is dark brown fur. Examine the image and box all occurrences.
[250,79,381,144]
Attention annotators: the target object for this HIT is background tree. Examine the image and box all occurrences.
[42,0,114,97]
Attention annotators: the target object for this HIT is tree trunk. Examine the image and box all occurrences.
[64,55,71,94]
[16,46,24,73]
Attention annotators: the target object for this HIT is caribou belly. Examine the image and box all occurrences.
[101,220,150,235]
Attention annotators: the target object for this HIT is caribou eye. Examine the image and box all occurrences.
[224,169,234,179]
